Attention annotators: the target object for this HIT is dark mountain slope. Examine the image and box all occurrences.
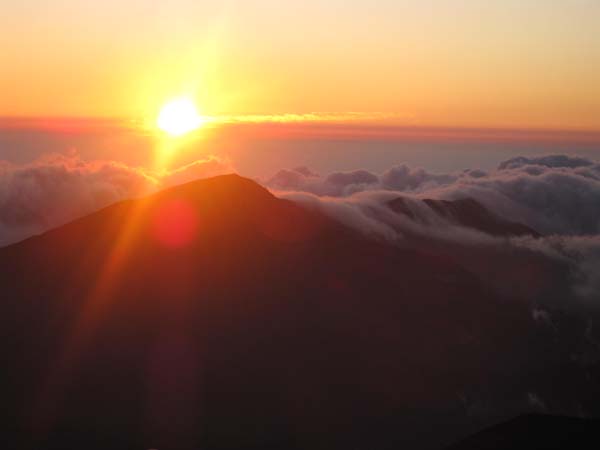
[446,414,600,450]
[0,175,597,450]
[388,196,539,237]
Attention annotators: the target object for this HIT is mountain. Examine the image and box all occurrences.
[388,197,539,237]
[0,175,598,450]
[446,414,600,450]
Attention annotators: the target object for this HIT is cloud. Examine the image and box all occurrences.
[161,156,234,187]
[0,152,232,246]
[265,154,600,236]
[280,190,402,241]
[268,168,318,192]
[267,167,379,196]
[380,164,459,191]
[279,189,600,307]
[433,161,600,235]
[212,112,413,124]
[267,154,600,306]
[497,155,598,171]
[511,234,600,304]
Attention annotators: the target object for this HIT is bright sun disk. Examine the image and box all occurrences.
[157,98,204,136]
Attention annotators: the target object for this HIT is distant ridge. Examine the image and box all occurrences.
[447,414,600,450]
[388,196,539,237]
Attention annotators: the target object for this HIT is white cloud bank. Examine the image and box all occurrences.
[266,154,600,236]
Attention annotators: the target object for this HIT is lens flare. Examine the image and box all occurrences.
[152,199,198,249]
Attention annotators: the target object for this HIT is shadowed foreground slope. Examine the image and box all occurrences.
[0,175,598,450]
[447,414,600,450]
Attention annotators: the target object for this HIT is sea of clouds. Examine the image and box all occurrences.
[267,154,600,236]
[1,151,599,307]
[266,155,600,307]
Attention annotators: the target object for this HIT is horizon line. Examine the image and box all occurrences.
[1,115,600,144]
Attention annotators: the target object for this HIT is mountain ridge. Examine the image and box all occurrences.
[388,196,539,237]
[0,174,597,450]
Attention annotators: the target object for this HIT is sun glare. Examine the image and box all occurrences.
[157,98,204,136]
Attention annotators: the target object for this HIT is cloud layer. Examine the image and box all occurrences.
[266,154,600,236]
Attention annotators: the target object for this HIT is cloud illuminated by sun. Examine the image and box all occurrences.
[156,98,205,136]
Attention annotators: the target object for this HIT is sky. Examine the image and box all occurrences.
[2,0,600,130]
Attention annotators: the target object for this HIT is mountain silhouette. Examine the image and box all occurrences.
[0,175,598,450]
[446,414,600,449]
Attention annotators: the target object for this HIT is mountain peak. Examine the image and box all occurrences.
[448,414,600,449]
[155,173,276,204]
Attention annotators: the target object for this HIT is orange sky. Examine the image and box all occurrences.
[1,0,599,130]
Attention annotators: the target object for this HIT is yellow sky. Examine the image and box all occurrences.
[1,0,599,130]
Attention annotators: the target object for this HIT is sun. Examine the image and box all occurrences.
[156,98,204,136]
